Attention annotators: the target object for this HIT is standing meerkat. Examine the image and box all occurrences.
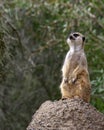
[60,32,91,102]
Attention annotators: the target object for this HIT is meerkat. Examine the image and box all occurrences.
[60,32,91,102]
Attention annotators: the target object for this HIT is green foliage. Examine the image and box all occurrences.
[0,0,104,130]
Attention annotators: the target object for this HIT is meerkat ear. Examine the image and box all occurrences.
[82,36,85,42]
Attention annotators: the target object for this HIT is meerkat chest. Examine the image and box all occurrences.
[64,51,81,65]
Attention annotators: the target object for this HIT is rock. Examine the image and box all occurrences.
[27,98,104,130]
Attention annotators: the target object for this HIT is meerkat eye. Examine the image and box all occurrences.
[73,33,79,37]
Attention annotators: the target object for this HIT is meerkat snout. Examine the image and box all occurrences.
[69,33,79,40]
[69,34,75,40]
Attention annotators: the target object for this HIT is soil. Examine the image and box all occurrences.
[27,98,104,130]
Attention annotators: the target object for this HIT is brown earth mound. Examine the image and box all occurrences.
[27,98,104,130]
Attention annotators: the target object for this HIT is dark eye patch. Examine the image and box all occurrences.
[73,33,79,37]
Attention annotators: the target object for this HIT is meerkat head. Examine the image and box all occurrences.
[67,32,85,52]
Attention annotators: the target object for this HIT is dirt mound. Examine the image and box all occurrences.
[27,98,104,130]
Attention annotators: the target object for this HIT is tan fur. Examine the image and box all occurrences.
[60,32,91,102]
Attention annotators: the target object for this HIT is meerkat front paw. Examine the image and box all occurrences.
[63,77,68,83]
[69,75,78,84]
[72,76,77,83]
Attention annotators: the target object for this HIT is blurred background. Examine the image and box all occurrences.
[0,0,104,129]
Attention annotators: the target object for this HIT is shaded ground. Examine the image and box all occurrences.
[27,98,104,130]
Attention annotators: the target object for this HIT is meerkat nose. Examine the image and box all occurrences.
[69,35,75,40]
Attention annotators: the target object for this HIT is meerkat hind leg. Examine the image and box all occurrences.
[60,84,71,100]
